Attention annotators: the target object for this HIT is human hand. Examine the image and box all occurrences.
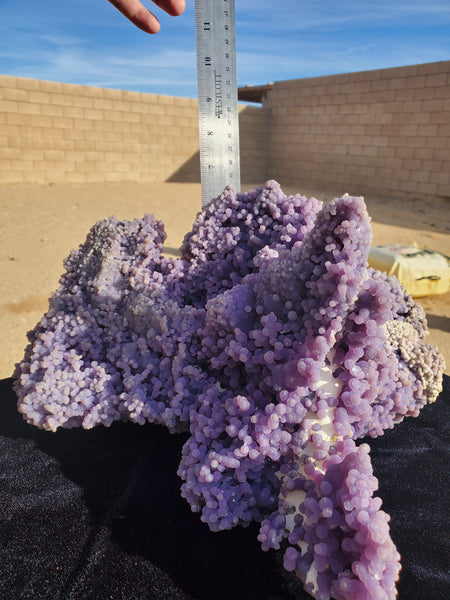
[107,0,186,33]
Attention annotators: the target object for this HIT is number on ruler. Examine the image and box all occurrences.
[195,0,240,207]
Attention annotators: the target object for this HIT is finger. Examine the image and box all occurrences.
[152,0,186,17]
[108,0,161,34]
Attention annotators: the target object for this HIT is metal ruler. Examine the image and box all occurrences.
[194,0,240,207]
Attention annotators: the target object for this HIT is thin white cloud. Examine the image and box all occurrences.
[0,13,196,94]
[110,50,196,70]
[1,44,197,92]
[237,38,449,86]
[0,0,448,96]
[40,33,85,46]
[234,1,450,86]
[236,0,450,34]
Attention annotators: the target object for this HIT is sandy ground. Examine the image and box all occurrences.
[1,181,449,380]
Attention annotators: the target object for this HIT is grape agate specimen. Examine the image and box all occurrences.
[14,181,445,600]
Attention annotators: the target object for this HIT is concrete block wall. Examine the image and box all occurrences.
[239,105,270,183]
[264,61,450,199]
[1,61,448,199]
[0,75,269,185]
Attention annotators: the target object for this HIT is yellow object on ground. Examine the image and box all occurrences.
[368,244,450,298]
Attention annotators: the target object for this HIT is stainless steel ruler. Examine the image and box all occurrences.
[194,0,240,207]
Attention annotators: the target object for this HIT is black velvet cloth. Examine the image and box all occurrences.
[0,376,449,600]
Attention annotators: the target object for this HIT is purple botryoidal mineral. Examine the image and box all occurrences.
[14,181,445,600]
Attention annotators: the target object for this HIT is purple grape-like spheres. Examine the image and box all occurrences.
[13,180,445,600]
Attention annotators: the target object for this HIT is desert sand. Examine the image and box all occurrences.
[1,181,449,381]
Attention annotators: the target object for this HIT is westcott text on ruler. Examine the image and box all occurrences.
[195,0,240,207]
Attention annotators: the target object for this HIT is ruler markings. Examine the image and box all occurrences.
[195,0,240,207]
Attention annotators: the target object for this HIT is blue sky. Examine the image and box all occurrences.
[0,0,449,98]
